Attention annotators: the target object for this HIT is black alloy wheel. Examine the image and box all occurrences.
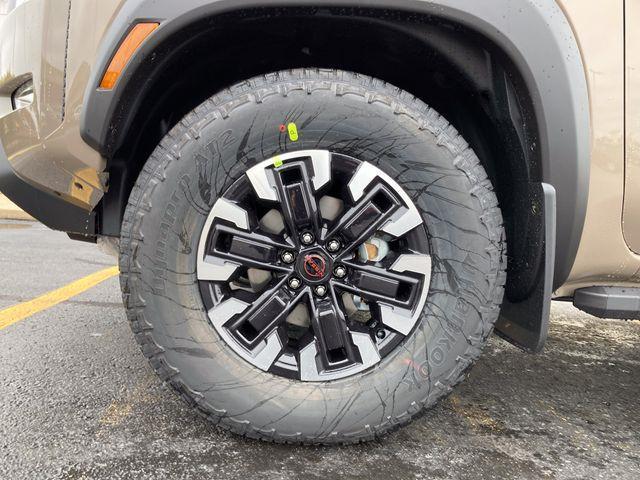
[197,150,432,381]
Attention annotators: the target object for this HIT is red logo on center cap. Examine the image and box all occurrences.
[303,254,326,279]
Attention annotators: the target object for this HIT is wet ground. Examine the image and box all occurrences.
[0,220,638,479]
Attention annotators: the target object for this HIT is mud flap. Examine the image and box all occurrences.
[495,183,556,353]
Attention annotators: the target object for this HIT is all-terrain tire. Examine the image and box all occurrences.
[119,68,506,444]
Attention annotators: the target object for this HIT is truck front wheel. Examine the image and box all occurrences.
[119,69,506,444]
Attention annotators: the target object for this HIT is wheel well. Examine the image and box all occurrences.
[100,7,542,300]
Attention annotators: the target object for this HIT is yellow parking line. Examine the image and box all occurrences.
[0,266,119,331]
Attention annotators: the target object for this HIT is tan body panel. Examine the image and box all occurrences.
[623,0,640,253]
[554,0,640,296]
[0,0,121,209]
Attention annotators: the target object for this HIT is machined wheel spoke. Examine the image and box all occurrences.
[208,297,286,371]
[347,254,431,336]
[337,259,422,308]
[272,161,323,240]
[346,161,423,239]
[327,184,401,257]
[205,223,293,274]
[299,289,381,381]
[225,278,304,350]
[308,293,360,371]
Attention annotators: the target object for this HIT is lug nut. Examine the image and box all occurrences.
[367,319,380,329]
[288,277,302,289]
[300,232,315,245]
[314,285,327,297]
[326,239,341,253]
[333,265,347,278]
[281,251,295,264]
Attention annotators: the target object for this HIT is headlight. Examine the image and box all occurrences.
[12,80,34,110]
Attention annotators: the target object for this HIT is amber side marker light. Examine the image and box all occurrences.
[100,22,159,90]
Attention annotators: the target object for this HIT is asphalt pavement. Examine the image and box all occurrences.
[0,220,639,479]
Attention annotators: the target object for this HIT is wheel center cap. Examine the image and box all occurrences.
[303,254,327,278]
[298,251,332,283]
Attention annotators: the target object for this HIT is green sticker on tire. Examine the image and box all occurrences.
[287,122,299,142]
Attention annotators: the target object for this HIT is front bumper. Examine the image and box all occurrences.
[0,0,104,234]
[0,142,95,233]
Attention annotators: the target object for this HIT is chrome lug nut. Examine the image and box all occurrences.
[314,285,327,297]
[288,277,302,289]
[300,232,315,245]
[333,265,347,278]
[281,251,295,264]
[326,239,341,253]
